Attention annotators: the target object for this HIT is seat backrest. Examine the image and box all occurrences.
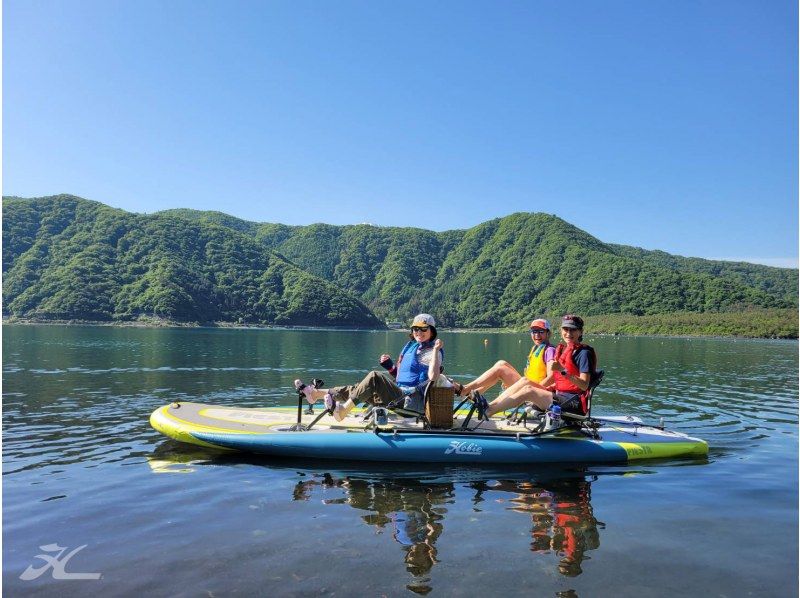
[583,369,605,416]
[423,380,455,429]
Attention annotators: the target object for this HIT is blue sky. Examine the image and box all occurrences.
[4,0,797,267]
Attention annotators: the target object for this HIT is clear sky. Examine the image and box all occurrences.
[3,0,798,267]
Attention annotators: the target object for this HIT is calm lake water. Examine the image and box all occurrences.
[3,325,798,597]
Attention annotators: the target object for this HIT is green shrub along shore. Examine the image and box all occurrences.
[584,308,798,339]
[4,308,797,339]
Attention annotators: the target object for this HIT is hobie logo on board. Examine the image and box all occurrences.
[444,441,483,456]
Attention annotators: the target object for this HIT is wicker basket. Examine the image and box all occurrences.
[426,386,454,429]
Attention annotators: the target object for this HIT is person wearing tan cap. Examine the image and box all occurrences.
[295,313,444,420]
[451,318,557,397]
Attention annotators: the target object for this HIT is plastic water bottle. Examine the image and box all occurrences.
[548,404,562,429]
[374,407,388,426]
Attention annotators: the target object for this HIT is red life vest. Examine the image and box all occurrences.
[554,342,598,414]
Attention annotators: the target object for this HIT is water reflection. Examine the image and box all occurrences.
[290,466,603,591]
[470,476,602,577]
[147,441,617,589]
[292,473,450,593]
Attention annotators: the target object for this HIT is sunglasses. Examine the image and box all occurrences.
[530,328,548,334]
[411,326,430,332]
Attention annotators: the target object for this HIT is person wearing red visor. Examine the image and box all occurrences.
[451,318,557,397]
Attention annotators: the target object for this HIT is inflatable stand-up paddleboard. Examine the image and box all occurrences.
[150,401,708,464]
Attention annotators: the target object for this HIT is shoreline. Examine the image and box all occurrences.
[0,317,383,332]
[3,317,796,340]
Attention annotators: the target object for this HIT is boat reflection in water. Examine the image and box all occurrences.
[148,443,606,592]
[293,474,451,591]
[291,467,603,591]
[470,476,601,577]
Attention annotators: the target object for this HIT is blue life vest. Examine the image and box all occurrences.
[395,340,443,387]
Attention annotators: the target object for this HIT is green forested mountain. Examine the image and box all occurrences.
[2,195,382,327]
[607,244,797,303]
[3,195,797,331]
[205,209,796,326]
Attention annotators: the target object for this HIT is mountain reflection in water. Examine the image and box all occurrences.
[290,467,602,591]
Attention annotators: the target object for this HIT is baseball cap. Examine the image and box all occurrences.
[411,313,436,328]
[561,315,584,330]
[529,318,551,331]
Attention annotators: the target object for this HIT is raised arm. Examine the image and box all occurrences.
[380,353,398,378]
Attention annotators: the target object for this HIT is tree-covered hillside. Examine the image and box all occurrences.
[608,244,797,304]
[255,212,796,326]
[427,214,796,326]
[3,195,797,331]
[2,195,383,327]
